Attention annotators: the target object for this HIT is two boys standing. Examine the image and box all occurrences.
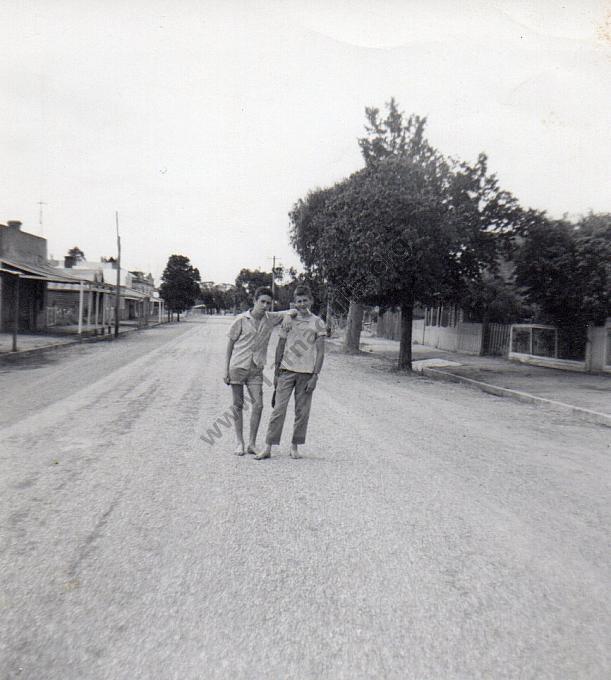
[224,285,325,459]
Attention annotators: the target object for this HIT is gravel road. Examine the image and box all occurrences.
[1,317,609,679]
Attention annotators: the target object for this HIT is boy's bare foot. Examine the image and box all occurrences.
[246,444,258,455]
[289,444,301,459]
[234,443,246,456]
[255,446,272,460]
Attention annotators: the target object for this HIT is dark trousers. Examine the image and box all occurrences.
[265,370,314,445]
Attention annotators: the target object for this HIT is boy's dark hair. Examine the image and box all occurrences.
[293,284,313,299]
[253,286,273,301]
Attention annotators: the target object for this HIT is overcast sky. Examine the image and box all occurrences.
[1,0,610,284]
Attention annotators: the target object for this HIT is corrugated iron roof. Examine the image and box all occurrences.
[0,257,85,283]
[1,258,154,299]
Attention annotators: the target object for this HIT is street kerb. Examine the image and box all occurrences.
[421,366,611,428]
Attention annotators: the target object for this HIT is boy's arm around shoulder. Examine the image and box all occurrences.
[269,308,298,327]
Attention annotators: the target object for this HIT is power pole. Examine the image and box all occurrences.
[114,211,121,338]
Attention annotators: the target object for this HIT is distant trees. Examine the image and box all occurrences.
[160,255,201,321]
[198,284,236,313]
[234,268,272,308]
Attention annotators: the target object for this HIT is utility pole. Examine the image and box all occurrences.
[271,255,276,312]
[114,211,121,338]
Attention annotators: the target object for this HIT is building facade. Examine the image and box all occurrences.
[0,221,50,332]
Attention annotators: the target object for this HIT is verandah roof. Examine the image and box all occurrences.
[1,258,156,300]
[0,257,89,284]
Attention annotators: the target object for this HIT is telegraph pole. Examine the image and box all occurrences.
[114,211,121,338]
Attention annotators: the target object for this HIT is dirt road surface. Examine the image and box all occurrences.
[1,317,609,679]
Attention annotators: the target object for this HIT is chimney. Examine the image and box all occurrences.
[7,220,22,230]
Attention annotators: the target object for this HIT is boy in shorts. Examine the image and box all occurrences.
[224,287,297,456]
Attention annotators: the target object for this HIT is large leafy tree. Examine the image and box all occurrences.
[290,184,354,322]
[342,99,445,353]
[290,128,445,355]
[322,157,454,368]
[291,99,524,368]
[160,254,201,321]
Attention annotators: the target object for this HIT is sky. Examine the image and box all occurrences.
[1,0,610,285]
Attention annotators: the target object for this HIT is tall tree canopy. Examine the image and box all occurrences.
[159,254,201,320]
[358,97,437,170]
[291,98,523,368]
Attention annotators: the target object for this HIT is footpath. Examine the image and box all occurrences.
[0,321,165,360]
[332,333,611,428]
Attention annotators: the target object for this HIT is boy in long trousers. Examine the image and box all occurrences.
[256,285,325,460]
[224,287,296,456]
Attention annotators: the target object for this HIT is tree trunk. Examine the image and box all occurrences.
[177,312,180,322]
[342,300,363,353]
[398,299,413,370]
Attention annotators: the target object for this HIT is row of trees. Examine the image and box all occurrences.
[289,98,609,369]
[232,267,324,312]
[159,259,324,318]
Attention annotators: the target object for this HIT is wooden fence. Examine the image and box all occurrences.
[377,310,512,356]
[481,322,511,356]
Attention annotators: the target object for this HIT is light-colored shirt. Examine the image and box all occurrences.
[227,310,287,369]
[279,313,326,374]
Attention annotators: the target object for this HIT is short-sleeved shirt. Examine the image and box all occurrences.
[227,310,286,370]
[279,313,326,374]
